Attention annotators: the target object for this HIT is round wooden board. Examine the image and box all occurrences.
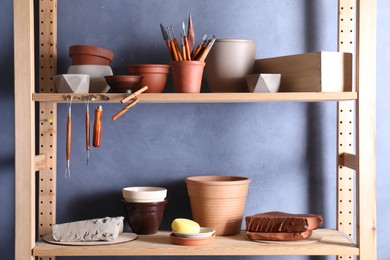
[252,234,321,245]
[43,232,137,246]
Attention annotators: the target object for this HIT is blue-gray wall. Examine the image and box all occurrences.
[1,0,388,259]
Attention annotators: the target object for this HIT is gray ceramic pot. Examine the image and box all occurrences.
[205,39,256,92]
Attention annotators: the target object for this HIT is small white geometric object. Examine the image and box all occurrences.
[245,73,281,93]
[54,74,90,93]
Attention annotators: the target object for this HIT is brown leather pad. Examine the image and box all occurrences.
[245,211,323,233]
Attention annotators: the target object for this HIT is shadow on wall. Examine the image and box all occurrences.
[305,1,327,260]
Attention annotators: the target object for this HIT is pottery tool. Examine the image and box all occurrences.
[160,23,174,60]
[197,35,216,62]
[93,106,103,147]
[181,35,187,61]
[120,86,148,104]
[112,98,139,121]
[187,13,195,55]
[85,97,90,165]
[169,25,183,61]
[113,86,147,121]
[192,34,207,59]
[65,96,72,179]
[182,22,191,60]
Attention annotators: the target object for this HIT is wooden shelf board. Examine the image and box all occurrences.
[32,92,357,103]
[33,229,358,256]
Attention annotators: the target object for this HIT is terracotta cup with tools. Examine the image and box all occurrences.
[171,61,205,93]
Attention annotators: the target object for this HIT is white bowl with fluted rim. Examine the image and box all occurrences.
[122,187,167,203]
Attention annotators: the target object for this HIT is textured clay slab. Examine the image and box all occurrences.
[246,229,313,241]
[245,211,323,233]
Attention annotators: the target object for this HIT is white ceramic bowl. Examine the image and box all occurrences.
[68,65,113,78]
[67,65,113,93]
[173,227,216,238]
[122,187,167,203]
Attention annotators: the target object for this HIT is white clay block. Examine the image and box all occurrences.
[52,216,124,242]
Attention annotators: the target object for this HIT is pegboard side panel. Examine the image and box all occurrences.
[38,2,57,260]
[337,1,356,260]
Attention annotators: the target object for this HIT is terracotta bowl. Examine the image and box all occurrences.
[69,45,114,65]
[122,199,167,235]
[104,75,143,93]
[127,64,170,93]
[122,187,167,203]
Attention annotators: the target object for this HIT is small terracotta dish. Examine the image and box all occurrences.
[69,45,114,65]
[173,227,216,238]
[104,75,143,93]
[169,233,215,246]
[122,187,167,203]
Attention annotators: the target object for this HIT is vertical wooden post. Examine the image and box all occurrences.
[356,0,377,259]
[14,0,35,259]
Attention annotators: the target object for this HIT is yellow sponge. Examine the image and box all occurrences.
[171,218,200,234]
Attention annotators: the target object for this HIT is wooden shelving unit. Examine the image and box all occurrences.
[14,0,376,259]
[33,230,358,257]
[32,92,358,103]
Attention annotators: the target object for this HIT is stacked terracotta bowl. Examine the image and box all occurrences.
[67,45,114,93]
[127,64,170,93]
[122,187,167,234]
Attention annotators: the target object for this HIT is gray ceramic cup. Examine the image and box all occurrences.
[204,39,256,92]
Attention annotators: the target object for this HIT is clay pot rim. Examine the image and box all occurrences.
[104,75,143,82]
[185,175,251,185]
[214,38,256,43]
[69,45,114,60]
[171,60,206,66]
[127,64,170,74]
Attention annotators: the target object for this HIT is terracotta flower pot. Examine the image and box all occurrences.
[122,199,167,235]
[185,176,251,236]
[204,39,256,92]
[171,61,205,93]
[69,45,114,65]
[127,64,170,93]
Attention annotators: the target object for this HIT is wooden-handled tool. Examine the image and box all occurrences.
[182,22,191,60]
[121,86,148,104]
[85,97,90,164]
[112,98,139,121]
[93,106,103,147]
[65,96,72,178]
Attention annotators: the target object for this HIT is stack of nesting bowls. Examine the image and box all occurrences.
[122,187,167,234]
[67,45,114,93]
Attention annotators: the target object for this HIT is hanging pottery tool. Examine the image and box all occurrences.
[65,96,72,179]
[112,86,148,121]
[93,106,103,148]
[187,13,195,55]
[85,96,90,165]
